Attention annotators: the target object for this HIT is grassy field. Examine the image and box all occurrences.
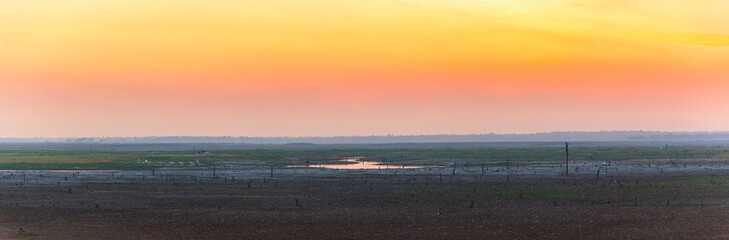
[0,142,727,170]
[2,142,729,239]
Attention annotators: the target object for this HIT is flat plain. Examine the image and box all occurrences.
[1,142,729,239]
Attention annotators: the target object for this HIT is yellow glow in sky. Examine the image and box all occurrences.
[1,0,728,137]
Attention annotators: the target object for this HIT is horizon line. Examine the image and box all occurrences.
[3,130,729,139]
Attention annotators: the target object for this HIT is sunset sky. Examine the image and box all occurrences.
[2,0,729,137]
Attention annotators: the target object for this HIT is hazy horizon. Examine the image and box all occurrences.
[3,130,729,139]
[5,131,729,145]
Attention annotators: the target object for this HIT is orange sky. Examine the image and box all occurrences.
[1,0,729,137]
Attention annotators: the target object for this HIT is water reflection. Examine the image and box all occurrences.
[288,158,425,170]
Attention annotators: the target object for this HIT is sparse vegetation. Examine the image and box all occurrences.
[1,142,729,239]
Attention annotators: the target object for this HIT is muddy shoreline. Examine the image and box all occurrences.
[2,159,729,239]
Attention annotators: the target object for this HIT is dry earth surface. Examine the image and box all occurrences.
[1,159,729,239]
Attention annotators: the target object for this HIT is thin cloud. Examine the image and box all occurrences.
[662,32,729,46]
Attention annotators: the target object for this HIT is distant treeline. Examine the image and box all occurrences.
[2,131,729,144]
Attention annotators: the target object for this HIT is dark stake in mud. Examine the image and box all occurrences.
[565,142,569,177]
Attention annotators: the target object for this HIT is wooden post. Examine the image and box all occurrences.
[565,142,569,177]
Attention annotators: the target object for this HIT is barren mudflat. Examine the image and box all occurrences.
[2,143,729,239]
